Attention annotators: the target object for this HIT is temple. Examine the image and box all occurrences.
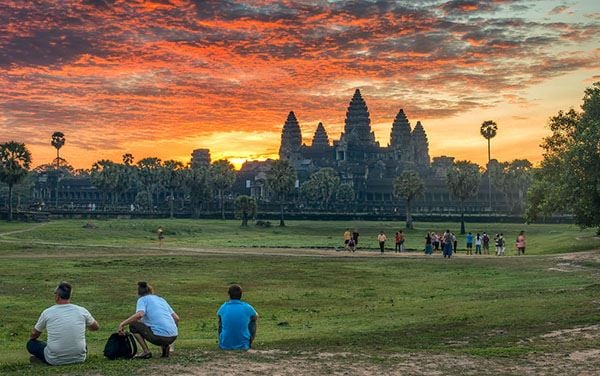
[272,89,432,203]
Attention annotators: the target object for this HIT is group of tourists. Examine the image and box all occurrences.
[341,229,527,257]
[27,281,258,366]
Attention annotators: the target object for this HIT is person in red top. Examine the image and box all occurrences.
[516,231,526,255]
[395,230,405,253]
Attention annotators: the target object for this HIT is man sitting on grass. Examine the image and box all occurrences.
[218,284,258,350]
[27,281,99,365]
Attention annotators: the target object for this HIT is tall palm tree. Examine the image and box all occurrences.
[266,160,297,226]
[51,132,65,169]
[0,142,32,221]
[210,160,236,220]
[480,120,498,210]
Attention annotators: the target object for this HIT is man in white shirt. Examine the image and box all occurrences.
[27,282,99,365]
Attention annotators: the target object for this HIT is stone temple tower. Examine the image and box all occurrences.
[279,111,302,161]
[343,89,376,145]
[389,109,413,164]
[412,121,430,171]
[311,122,330,149]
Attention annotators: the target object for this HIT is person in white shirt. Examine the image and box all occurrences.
[377,231,387,254]
[27,282,99,365]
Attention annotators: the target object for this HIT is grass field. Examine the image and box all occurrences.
[0,219,598,375]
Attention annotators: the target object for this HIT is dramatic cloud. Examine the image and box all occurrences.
[0,0,598,168]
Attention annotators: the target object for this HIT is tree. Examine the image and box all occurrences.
[184,164,212,218]
[526,82,600,233]
[393,170,424,229]
[266,160,297,226]
[51,132,65,169]
[136,157,163,211]
[302,168,340,209]
[447,160,481,234]
[0,142,32,221]
[505,159,533,212]
[235,195,257,226]
[90,160,119,207]
[210,159,236,220]
[335,184,355,211]
[480,120,498,210]
[122,153,134,166]
[162,160,185,218]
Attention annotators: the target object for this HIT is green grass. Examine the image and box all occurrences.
[1,219,598,254]
[0,219,598,375]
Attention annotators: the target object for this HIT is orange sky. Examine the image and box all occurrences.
[1,0,599,169]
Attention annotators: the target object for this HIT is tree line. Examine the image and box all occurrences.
[1,82,598,234]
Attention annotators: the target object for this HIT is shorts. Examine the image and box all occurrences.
[130,322,176,347]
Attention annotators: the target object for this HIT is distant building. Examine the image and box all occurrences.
[191,148,211,168]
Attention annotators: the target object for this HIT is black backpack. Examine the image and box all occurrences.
[104,332,138,360]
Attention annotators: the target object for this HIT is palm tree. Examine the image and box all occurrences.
[51,132,65,169]
[0,142,32,221]
[235,195,257,226]
[480,120,498,210]
[393,170,424,229]
[446,161,481,234]
[210,160,236,220]
[266,160,297,226]
[184,164,212,218]
[122,153,134,166]
[162,160,185,218]
[137,157,163,212]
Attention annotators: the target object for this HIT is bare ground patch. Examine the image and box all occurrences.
[147,350,600,376]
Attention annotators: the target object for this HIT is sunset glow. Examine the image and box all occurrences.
[1,0,599,169]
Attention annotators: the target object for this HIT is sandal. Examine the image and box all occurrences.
[133,352,152,359]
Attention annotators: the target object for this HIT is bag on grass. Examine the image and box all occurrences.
[104,332,138,360]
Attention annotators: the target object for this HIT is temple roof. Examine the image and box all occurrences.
[390,109,411,148]
[343,89,374,144]
[311,122,330,149]
[279,111,302,158]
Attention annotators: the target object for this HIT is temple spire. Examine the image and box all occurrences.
[390,109,411,148]
[311,122,330,149]
[279,111,302,160]
[343,89,375,144]
[412,120,430,169]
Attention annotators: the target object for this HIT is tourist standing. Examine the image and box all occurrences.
[495,234,502,256]
[425,233,433,255]
[452,232,458,253]
[343,228,352,251]
[348,236,356,252]
[395,230,405,253]
[482,232,490,255]
[157,226,164,248]
[352,229,360,249]
[432,232,440,251]
[27,281,99,365]
[500,233,506,255]
[377,231,387,254]
[516,231,526,255]
[443,230,453,258]
[475,233,482,255]
[465,232,474,255]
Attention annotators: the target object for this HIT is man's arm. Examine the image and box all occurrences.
[248,315,258,343]
[30,328,42,341]
[117,311,144,334]
[171,312,180,326]
[87,320,100,331]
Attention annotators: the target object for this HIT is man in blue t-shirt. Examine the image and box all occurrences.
[217,284,258,350]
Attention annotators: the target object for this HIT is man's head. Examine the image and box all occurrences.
[54,281,72,302]
[228,284,243,300]
[137,281,154,296]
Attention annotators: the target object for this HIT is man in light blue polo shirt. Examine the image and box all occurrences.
[217,284,258,350]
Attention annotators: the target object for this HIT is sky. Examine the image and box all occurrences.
[1,0,599,170]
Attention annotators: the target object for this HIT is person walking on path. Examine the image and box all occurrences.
[27,281,99,365]
[452,233,458,254]
[377,231,387,254]
[495,234,504,256]
[466,232,474,255]
[157,226,164,249]
[442,230,453,258]
[218,284,258,350]
[395,230,405,253]
[475,233,482,255]
[118,282,179,359]
[432,232,440,252]
[516,231,526,255]
[500,233,506,256]
[343,229,352,251]
[482,232,490,255]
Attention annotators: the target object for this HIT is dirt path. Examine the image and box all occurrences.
[147,349,600,376]
[0,222,49,237]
